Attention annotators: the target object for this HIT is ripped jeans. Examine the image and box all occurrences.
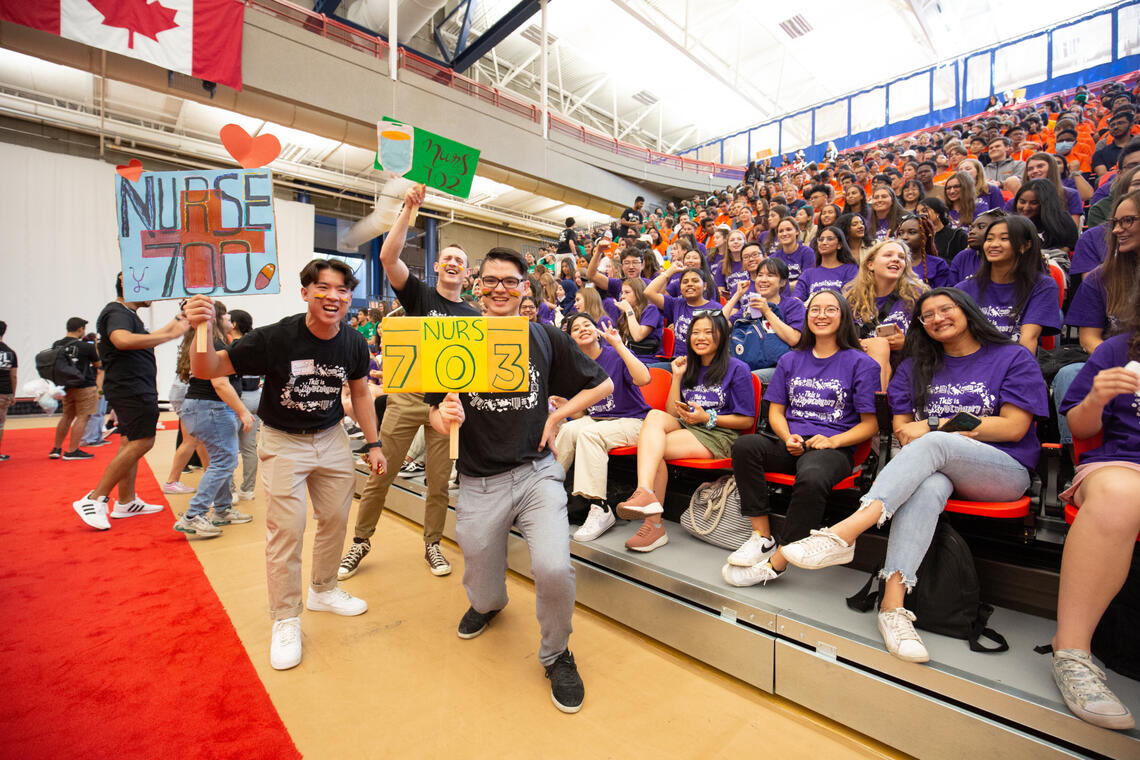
[859,431,1029,589]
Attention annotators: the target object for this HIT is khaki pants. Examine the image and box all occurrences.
[553,416,643,501]
[355,392,450,544]
[260,423,355,620]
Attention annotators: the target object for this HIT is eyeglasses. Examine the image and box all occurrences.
[691,309,720,318]
[1112,215,1139,231]
[807,306,841,316]
[480,276,522,290]
[918,303,961,324]
[519,305,537,312]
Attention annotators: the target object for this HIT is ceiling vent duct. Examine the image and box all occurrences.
[520,24,558,47]
[632,90,659,106]
[778,15,812,39]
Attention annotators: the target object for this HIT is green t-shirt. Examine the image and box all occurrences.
[356,322,377,341]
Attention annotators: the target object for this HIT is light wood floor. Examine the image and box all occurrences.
[11,413,910,759]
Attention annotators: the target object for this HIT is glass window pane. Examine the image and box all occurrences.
[781,112,812,152]
[889,72,930,123]
[966,53,990,101]
[993,35,1047,92]
[933,65,956,111]
[815,100,848,142]
[851,87,885,133]
[1120,5,1140,58]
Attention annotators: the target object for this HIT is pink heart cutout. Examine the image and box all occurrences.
[116,158,144,182]
[220,124,281,168]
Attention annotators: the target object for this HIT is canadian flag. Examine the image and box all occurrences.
[0,0,244,90]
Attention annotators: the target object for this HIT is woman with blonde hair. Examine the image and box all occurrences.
[959,158,1005,212]
[574,285,614,329]
[943,171,983,226]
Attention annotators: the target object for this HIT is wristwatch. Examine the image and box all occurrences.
[705,409,718,429]
[927,416,939,432]
[360,441,383,451]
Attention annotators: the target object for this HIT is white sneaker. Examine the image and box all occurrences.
[110,498,164,518]
[721,561,782,587]
[73,495,111,530]
[306,586,368,616]
[270,617,302,670]
[1052,649,1135,730]
[877,607,930,663]
[234,489,255,502]
[781,528,855,570]
[574,503,616,541]
[727,532,777,566]
[173,513,223,538]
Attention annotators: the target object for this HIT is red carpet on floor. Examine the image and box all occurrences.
[0,428,300,760]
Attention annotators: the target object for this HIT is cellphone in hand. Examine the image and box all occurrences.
[875,323,900,337]
[939,411,982,433]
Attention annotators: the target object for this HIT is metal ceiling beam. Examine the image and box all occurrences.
[564,73,608,118]
[451,0,545,74]
[496,47,541,89]
[618,101,658,140]
[312,0,343,16]
[906,0,944,58]
[667,125,697,154]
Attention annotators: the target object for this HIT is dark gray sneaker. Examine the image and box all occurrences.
[545,650,584,713]
[338,539,371,580]
[457,607,500,639]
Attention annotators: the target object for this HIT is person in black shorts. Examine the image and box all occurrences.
[72,274,190,530]
[184,258,386,671]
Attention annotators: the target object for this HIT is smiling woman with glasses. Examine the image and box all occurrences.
[782,286,1048,665]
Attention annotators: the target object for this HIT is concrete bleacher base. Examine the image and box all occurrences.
[358,466,1140,759]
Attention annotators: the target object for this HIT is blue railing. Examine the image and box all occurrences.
[680,1,1139,166]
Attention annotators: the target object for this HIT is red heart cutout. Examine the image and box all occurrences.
[116,158,143,182]
[220,123,281,168]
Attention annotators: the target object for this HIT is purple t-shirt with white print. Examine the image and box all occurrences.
[890,341,1048,469]
[1064,268,1119,335]
[770,244,815,282]
[661,294,717,358]
[585,344,651,420]
[956,274,1061,340]
[766,348,880,441]
[793,263,859,300]
[852,294,914,334]
[1060,333,1140,466]
[911,254,954,289]
[1071,224,1108,276]
[681,358,756,417]
[949,247,982,284]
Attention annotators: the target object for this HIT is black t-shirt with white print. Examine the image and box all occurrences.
[426,323,609,478]
[227,314,368,434]
[556,227,578,254]
[394,272,479,318]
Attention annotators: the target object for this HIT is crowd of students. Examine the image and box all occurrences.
[11,77,1132,728]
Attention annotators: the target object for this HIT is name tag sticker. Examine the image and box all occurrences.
[291,359,315,376]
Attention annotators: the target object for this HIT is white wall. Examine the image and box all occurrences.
[0,143,316,401]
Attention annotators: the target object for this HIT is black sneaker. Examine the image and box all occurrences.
[337,538,371,581]
[62,449,95,461]
[457,607,500,639]
[0,454,9,461]
[545,650,584,713]
[49,448,62,459]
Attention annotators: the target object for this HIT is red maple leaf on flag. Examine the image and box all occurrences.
[86,0,179,49]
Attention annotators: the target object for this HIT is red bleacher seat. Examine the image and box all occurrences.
[609,368,672,456]
[666,373,762,469]
[1038,263,1066,352]
[764,438,873,491]
[658,327,675,360]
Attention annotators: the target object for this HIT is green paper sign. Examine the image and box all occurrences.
[374,117,481,199]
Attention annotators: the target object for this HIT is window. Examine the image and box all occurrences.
[889,72,930,123]
[780,112,812,152]
[851,87,886,133]
[965,53,990,102]
[993,35,1047,92]
[932,65,957,111]
[1120,4,1140,58]
[814,100,848,142]
[1053,16,1112,77]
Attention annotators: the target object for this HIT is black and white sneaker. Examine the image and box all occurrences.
[49,448,62,459]
[337,538,371,580]
[457,607,500,639]
[62,449,95,461]
[400,460,425,474]
[425,542,451,576]
[544,650,584,713]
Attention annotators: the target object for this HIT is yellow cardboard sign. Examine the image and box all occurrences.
[755,149,774,159]
[380,316,530,393]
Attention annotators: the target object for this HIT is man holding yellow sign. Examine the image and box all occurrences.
[428,247,613,714]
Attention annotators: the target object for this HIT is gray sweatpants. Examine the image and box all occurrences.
[455,454,575,666]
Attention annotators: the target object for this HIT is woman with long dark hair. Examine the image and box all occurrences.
[817,202,842,231]
[614,276,664,362]
[1020,152,1084,227]
[1012,179,1079,253]
[645,267,719,359]
[615,312,756,552]
[770,216,816,284]
[721,257,805,382]
[838,212,872,262]
[868,186,905,241]
[897,214,953,288]
[956,214,1061,354]
[899,179,925,213]
[1051,303,1140,730]
[843,185,870,219]
[725,289,880,586]
[782,287,1048,663]
[943,171,984,226]
[794,226,859,300]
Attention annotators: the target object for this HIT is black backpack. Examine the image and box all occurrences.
[846,519,1009,652]
[35,339,87,388]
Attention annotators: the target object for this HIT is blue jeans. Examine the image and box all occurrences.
[80,397,108,445]
[181,399,240,518]
[1052,362,1084,445]
[236,388,261,493]
[862,432,1029,588]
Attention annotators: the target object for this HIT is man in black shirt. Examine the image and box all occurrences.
[73,274,189,530]
[428,247,613,713]
[341,184,477,580]
[620,196,645,236]
[50,317,102,461]
[185,258,385,672]
[0,320,15,462]
[1093,110,1136,178]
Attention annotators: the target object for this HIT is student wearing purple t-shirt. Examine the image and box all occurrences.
[721,259,805,383]
[793,226,859,301]
[948,209,1007,284]
[844,239,928,390]
[554,314,654,543]
[783,288,1048,664]
[955,215,1061,354]
[588,243,648,301]
[1052,329,1140,730]
[898,215,953,289]
[612,277,664,362]
[725,290,879,587]
[770,218,816,284]
[645,267,718,359]
[714,230,751,298]
[573,286,613,331]
[665,248,717,299]
[615,313,756,552]
[1070,224,1108,277]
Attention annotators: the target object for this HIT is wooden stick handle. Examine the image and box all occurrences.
[195,322,208,352]
[449,421,459,460]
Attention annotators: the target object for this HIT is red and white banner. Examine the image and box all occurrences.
[0,0,244,90]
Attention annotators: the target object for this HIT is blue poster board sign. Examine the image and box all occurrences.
[115,169,280,301]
